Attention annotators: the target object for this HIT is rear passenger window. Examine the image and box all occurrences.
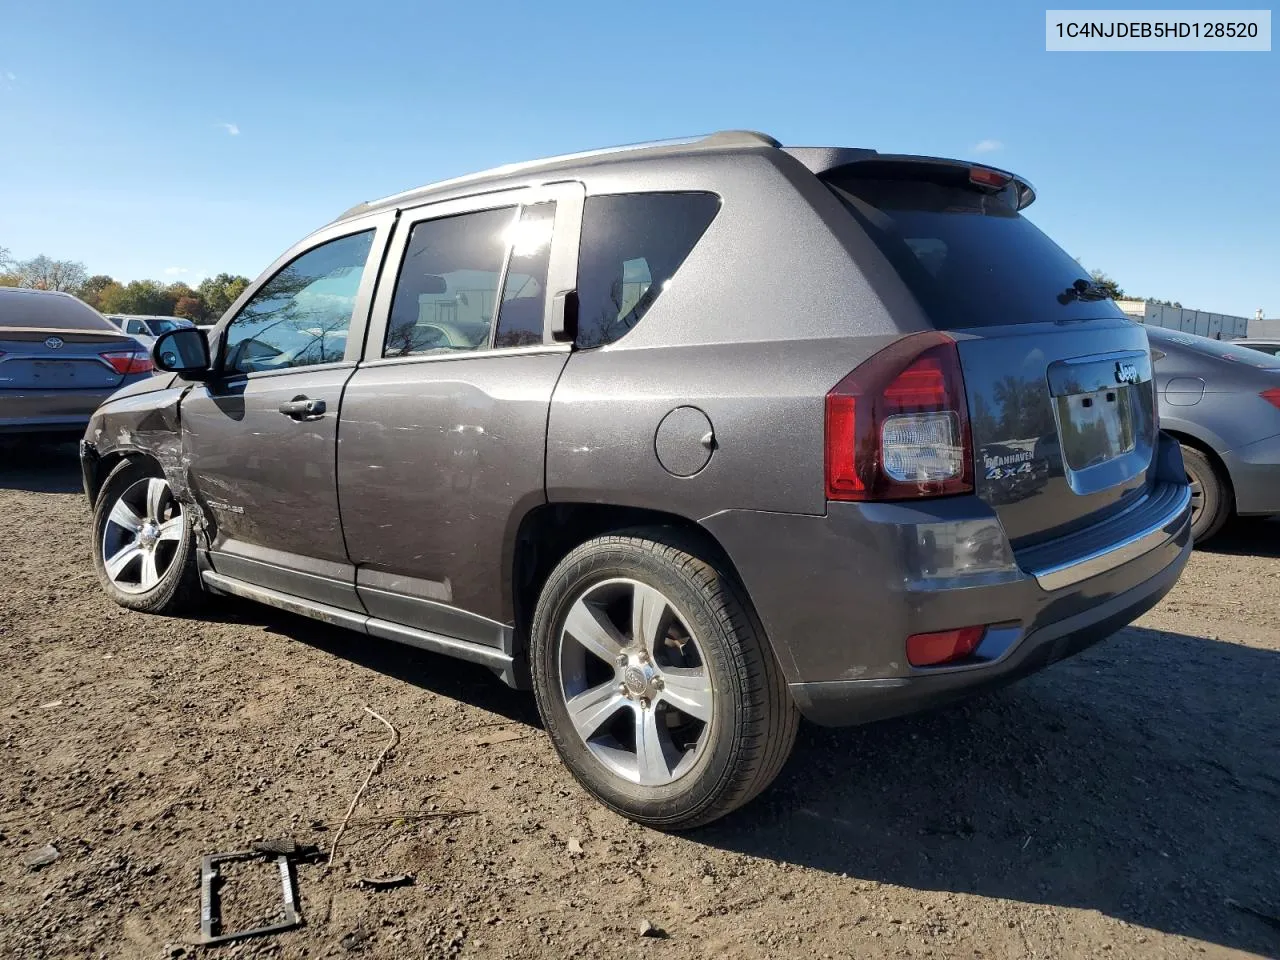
[575,192,719,348]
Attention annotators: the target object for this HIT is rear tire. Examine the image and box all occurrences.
[529,529,798,830]
[91,459,202,614]
[1181,444,1232,544]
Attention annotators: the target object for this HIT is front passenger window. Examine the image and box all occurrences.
[223,230,374,375]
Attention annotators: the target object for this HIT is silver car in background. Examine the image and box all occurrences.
[106,314,195,349]
[0,288,155,437]
[1148,326,1280,541]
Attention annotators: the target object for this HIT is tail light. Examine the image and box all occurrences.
[99,350,154,375]
[825,331,973,501]
[907,626,986,667]
[1262,388,1280,410]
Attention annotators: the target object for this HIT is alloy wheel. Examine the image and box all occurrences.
[556,578,713,786]
[101,477,184,594]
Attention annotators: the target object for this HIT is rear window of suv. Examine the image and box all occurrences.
[575,192,719,348]
[827,172,1123,330]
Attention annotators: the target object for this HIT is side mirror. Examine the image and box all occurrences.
[153,328,213,380]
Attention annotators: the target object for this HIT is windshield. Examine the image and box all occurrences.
[828,176,1126,329]
[149,318,182,334]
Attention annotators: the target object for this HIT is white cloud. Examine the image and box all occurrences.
[218,122,240,136]
[163,266,189,276]
[972,139,1003,154]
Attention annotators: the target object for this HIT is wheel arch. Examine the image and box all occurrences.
[1163,428,1236,503]
[87,450,163,507]
[509,502,766,663]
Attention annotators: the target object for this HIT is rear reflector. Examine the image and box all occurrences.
[825,331,973,501]
[1262,388,1280,410]
[907,626,986,667]
[99,351,154,375]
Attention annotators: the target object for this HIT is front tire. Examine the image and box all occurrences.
[530,530,797,829]
[91,459,201,614]
[1181,444,1232,544]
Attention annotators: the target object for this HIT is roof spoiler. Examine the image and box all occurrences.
[784,147,1037,210]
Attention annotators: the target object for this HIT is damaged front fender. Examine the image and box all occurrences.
[82,376,197,512]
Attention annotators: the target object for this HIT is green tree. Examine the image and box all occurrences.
[97,279,178,316]
[1088,269,1125,300]
[77,274,116,310]
[96,282,128,314]
[196,273,251,323]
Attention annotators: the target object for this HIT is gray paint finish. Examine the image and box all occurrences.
[1147,325,1280,516]
[80,131,1194,727]
[338,350,571,632]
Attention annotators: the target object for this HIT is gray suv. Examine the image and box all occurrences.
[81,131,1192,828]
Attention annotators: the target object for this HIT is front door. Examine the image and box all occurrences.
[181,215,392,610]
[337,184,583,646]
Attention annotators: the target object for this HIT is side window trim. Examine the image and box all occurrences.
[209,211,395,377]
[361,183,584,364]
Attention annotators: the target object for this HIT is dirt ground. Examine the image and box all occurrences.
[1,442,1277,960]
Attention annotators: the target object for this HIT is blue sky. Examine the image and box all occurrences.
[1,0,1276,317]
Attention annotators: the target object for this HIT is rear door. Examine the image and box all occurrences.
[179,212,393,609]
[828,167,1160,548]
[337,183,583,646]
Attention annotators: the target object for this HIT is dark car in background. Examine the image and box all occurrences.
[1147,326,1280,541]
[0,288,154,437]
[79,131,1191,828]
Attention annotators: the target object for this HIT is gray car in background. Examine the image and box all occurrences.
[1233,338,1280,357]
[0,288,155,436]
[1147,326,1280,541]
[79,131,1192,828]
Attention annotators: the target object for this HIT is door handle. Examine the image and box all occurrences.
[278,396,326,420]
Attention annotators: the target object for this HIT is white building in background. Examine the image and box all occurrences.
[1114,300,1251,339]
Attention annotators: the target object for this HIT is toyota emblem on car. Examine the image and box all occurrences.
[44,336,65,350]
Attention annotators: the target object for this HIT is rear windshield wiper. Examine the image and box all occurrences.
[1057,278,1113,305]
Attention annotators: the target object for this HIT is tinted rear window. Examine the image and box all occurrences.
[828,176,1122,330]
[0,291,114,330]
[576,192,719,348]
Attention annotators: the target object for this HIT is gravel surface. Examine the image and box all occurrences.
[1,442,1278,959]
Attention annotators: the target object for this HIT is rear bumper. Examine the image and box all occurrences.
[789,539,1187,725]
[701,437,1192,727]
[1223,433,1280,516]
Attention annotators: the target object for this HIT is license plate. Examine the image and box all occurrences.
[33,361,75,380]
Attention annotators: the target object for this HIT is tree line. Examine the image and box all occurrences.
[0,247,250,325]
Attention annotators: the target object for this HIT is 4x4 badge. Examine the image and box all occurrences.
[1115,361,1140,385]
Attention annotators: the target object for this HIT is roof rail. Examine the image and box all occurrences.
[698,130,781,148]
[336,130,781,221]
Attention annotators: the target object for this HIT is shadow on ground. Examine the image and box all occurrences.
[203,594,543,730]
[1207,515,1280,559]
[699,627,1280,956]
[0,438,83,493]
